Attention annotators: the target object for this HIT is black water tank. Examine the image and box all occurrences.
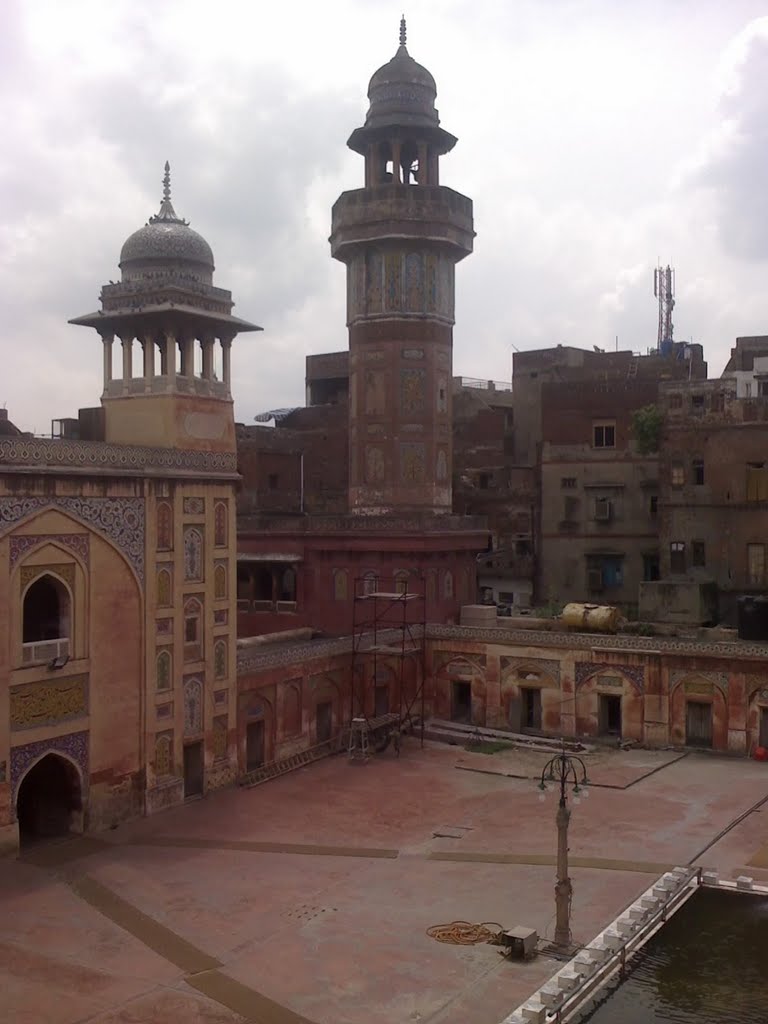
[736,596,768,641]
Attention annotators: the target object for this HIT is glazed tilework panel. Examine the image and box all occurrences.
[575,661,646,693]
[400,369,426,415]
[19,563,76,591]
[10,730,89,802]
[9,533,89,569]
[399,443,426,484]
[501,657,561,685]
[10,676,88,730]
[0,498,144,581]
[670,670,728,692]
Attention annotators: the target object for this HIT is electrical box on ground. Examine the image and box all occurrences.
[500,926,538,960]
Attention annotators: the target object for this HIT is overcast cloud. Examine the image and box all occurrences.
[1,0,768,432]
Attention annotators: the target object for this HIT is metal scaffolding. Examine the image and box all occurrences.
[348,573,427,760]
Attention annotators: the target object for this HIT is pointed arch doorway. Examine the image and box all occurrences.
[16,753,83,847]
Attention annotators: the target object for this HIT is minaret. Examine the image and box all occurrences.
[330,18,474,513]
[71,163,261,451]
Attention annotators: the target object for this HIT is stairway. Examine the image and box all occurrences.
[239,734,346,789]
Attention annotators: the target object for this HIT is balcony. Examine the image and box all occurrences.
[22,637,70,667]
[237,599,297,614]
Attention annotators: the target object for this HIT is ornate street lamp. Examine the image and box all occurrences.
[538,742,589,947]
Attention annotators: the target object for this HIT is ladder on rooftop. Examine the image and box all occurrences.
[239,734,345,788]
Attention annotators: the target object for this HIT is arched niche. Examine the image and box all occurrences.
[16,752,84,846]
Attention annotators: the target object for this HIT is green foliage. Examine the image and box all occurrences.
[465,739,514,755]
[632,404,663,454]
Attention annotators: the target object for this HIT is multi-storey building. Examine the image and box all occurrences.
[0,168,258,852]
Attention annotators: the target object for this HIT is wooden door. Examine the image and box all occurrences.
[686,701,713,748]
[316,701,333,744]
[451,681,472,724]
[183,741,204,798]
[522,688,542,730]
[599,695,622,736]
[246,720,265,771]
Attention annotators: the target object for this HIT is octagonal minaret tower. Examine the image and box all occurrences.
[330,18,475,514]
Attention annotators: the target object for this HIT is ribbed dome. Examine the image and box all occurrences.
[364,19,440,130]
[119,163,215,279]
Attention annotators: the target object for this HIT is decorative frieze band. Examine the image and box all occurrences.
[0,437,237,474]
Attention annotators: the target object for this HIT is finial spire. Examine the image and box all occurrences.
[162,160,171,204]
[149,159,187,225]
[399,14,406,47]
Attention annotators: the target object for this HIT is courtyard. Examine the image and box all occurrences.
[3,741,768,1024]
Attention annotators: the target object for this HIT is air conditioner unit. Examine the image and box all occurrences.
[588,569,604,592]
[594,499,612,522]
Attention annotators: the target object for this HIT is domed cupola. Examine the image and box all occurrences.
[365,17,439,130]
[119,163,215,284]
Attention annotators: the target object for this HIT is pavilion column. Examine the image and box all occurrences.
[101,333,113,392]
[201,336,215,380]
[162,330,175,381]
[417,143,428,185]
[221,336,232,392]
[392,140,402,184]
[142,334,154,388]
[179,336,195,376]
[120,335,133,388]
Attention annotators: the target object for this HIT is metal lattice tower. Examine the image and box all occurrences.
[654,265,675,350]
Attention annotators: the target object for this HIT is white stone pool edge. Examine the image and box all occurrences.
[501,869,768,1024]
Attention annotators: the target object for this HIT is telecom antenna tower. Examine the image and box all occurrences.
[654,265,675,351]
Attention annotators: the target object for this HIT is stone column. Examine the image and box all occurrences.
[417,143,428,185]
[221,337,232,392]
[202,336,215,380]
[101,333,113,391]
[392,140,402,184]
[142,334,154,388]
[179,336,195,377]
[120,335,133,388]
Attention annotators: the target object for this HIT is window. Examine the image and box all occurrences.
[157,502,173,551]
[669,393,683,409]
[587,555,623,591]
[692,459,705,486]
[594,497,612,522]
[671,464,685,487]
[268,473,279,490]
[691,393,705,412]
[563,496,579,522]
[394,571,409,595]
[214,639,227,680]
[746,462,768,502]
[214,563,227,600]
[444,570,454,599]
[759,380,768,398]
[157,567,172,607]
[711,392,725,413]
[643,553,660,581]
[692,541,706,567]
[593,422,616,448]
[478,472,490,489]
[362,572,378,596]
[333,569,348,601]
[156,650,172,691]
[670,541,686,574]
[214,501,227,547]
[745,382,753,398]
[748,543,766,586]
[649,495,658,519]
[561,477,577,489]
[22,574,72,664]
[183,598,203,662]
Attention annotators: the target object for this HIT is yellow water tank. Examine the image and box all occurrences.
[561,602,621,633]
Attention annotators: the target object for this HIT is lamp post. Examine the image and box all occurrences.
[538,741,589,948]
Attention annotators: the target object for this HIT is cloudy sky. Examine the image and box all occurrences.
[2,0,768,432]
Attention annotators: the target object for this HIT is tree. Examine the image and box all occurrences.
[632,404,663,454]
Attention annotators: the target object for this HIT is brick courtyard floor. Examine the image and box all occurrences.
[3,742,768,1024]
